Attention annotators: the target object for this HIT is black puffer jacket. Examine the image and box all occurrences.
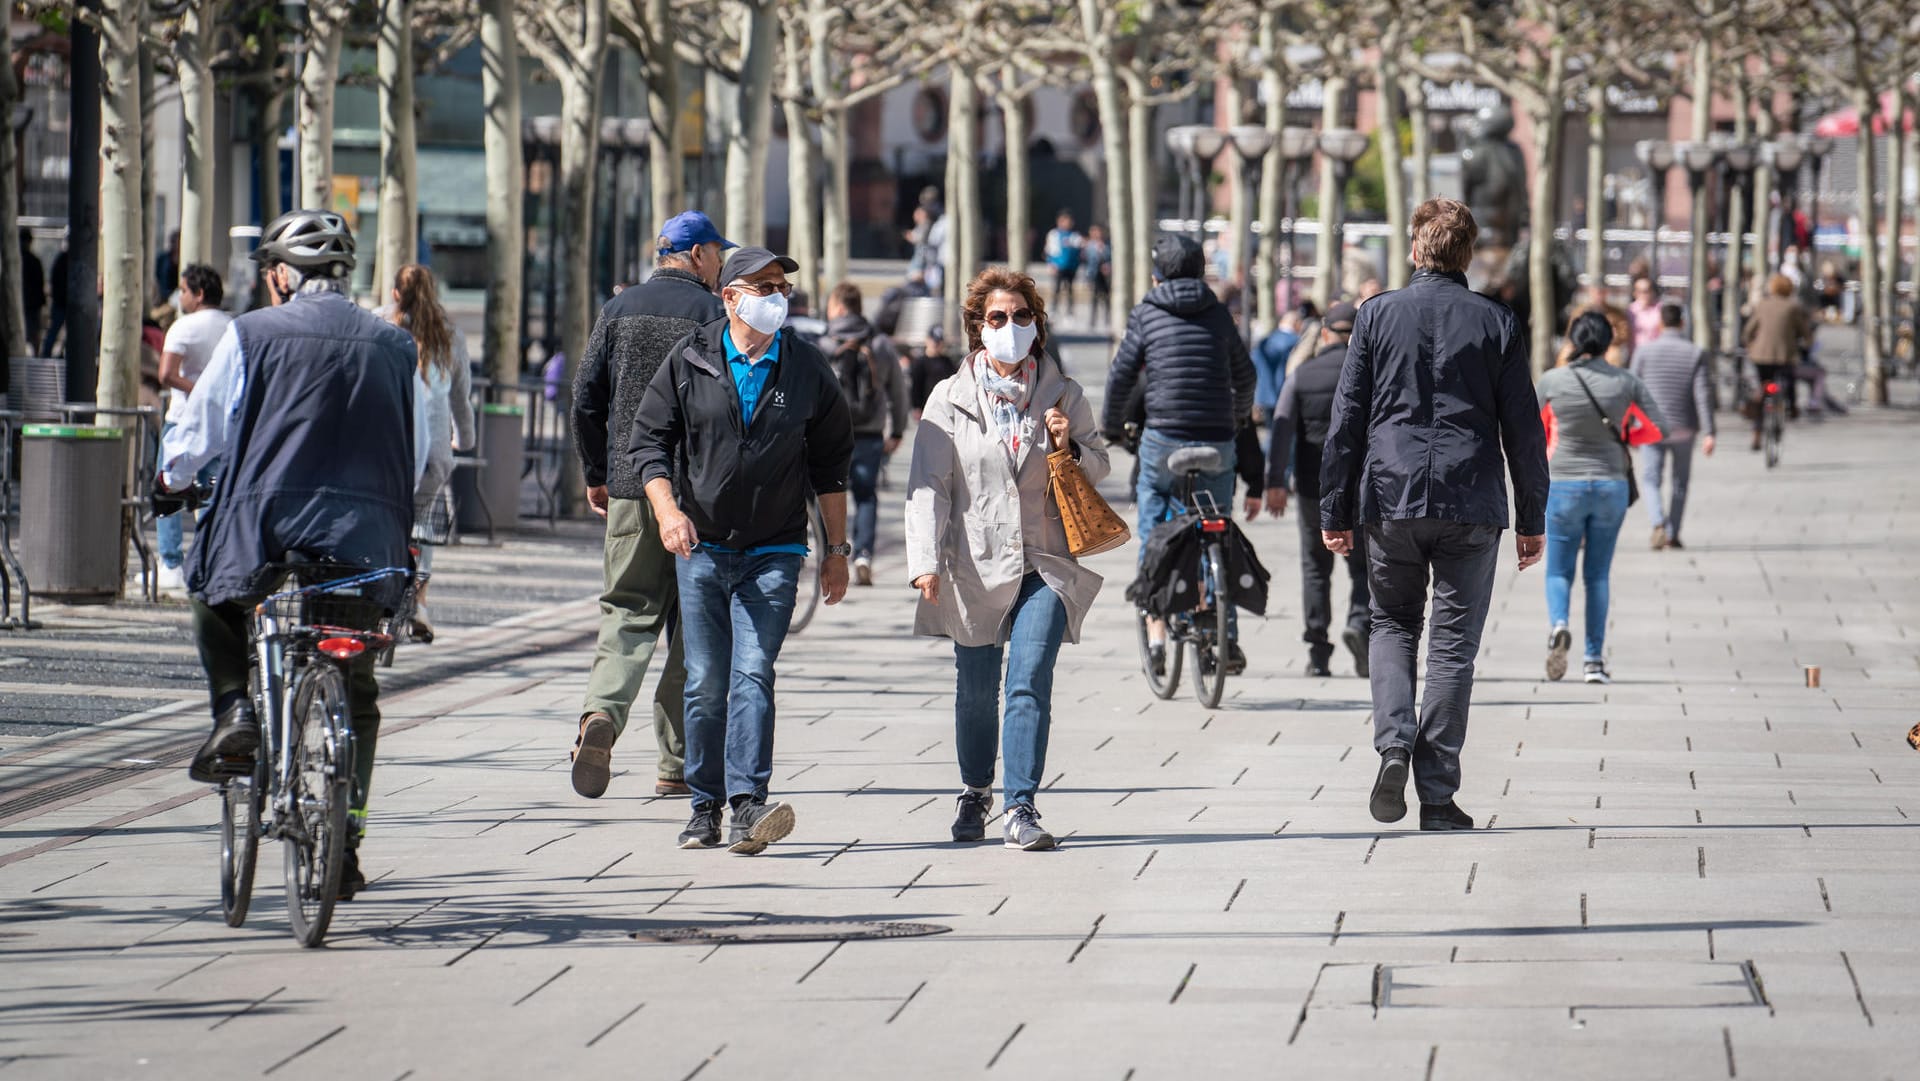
[1102,278,1256,443]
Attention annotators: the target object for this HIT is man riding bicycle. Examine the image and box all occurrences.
[157,209,428,900]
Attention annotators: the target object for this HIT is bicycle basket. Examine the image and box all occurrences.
[260,567,405,634]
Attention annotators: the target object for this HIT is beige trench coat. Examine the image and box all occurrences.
[904,351,1111,648]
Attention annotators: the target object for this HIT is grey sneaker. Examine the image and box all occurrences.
[951,789,992,842]
[677,804,722,849]
[1583,661,1611,685]
[1003,805,1055,851]
[727,799,796,855]
[1545,626,1572,682]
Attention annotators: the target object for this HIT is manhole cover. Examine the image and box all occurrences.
[630,920,952,945]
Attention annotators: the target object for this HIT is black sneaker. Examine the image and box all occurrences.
[1342,626,1370,678]
[1148,643,1167,677]
[728,799,796,855]
[1419,801,1476,831]
[677,804,723,849]
[1003,804,1055,851]
[188,700,260,784]
[1583,661,1611,685]
[1369,748,1410,823]
[1545,626,1572,682]
[336,848,367,901]
[1306,660,1333,678]
[1223,642,1247,676]
[951,790,992,842]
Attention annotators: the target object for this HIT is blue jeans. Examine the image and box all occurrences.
[1545,479,1631,662]
[953,573,1068,810]
[1136,427,1238,637]
[849,435,885,560]
[1639,440,1694,541]
[674,547,803,808]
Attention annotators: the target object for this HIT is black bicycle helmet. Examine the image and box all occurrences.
[252,209,356,272]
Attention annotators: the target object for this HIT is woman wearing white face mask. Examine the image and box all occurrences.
[904,267,1111,852]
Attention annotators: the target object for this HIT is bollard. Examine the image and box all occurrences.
[1804,665,1821,689]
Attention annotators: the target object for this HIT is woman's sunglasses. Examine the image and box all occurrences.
[984,308,1036,328]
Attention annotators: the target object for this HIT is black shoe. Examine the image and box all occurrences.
[1419,801,1476,831]
[727,799,796,855]
[1306,659,1333,678]
[571,713,616,799]
[1224,642,1247,676]
[1148,643,1167,677]
[188,700,260,784]
[336,848,367,901]
[1341,626,1370,678]
[1583,661,1611,685]
[677,804,723,849]
[1369,749,1410,823]
[951,789,992,842]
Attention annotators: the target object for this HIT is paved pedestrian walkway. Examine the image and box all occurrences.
[2,344,1916,1079]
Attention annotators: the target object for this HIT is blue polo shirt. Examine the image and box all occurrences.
[708,327,808,558]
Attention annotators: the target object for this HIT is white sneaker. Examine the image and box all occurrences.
[156,565,186,595]
[853,557,873,586]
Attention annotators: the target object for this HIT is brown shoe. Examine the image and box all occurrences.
[655,779,691,797]
[571,713,616,798]
[1650,524,1668,550]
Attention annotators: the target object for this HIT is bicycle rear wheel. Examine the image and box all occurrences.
[284,663,352,948]
[218,758,264,927]
[1190,544,1230,710]
[1136,607,1182,698]
[1763,408,1782,469]
[790,501,826,633]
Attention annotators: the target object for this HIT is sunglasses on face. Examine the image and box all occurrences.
[732,280,795,298]
[984,308,1036,328]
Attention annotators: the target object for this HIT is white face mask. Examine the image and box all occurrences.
[981,320,1037,364]
[730,288,789,335]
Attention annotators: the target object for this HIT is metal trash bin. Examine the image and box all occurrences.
[21,424,127,601]
[456,403,525,533]
[8,358,66,421]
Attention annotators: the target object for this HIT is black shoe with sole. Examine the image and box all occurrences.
[1419,801,1476,831]
[728,799,796,855]
[571,713,616,799]
[677,804,723,849]
[1148,643,1167,677]
[1223,642,1247,676]
[1369,748,1410,823]
[1306,660,1333,678]
[337,848,367,901]
[188,700,261,784]
[951,789,992,842]
[1342,626,1370,678]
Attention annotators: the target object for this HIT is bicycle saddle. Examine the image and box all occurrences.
[1166,446,1224,476]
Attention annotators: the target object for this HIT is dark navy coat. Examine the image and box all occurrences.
[1102,278,1256,443]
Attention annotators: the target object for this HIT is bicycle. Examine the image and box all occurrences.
[789,494,829,633]
[1758,376,1785,469]
[1134,446,1237,709]
[218,563,420,947]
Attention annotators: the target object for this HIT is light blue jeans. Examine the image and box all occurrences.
[1545,478,1631,662]
[1135,426,1238,639]
[675,547,803,809]
[953,573,1069,811]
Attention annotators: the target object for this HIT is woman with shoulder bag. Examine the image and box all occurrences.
[905,267,1111,852]
[1536,312,1667,685]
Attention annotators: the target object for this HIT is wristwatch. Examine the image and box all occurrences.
[824,542,854,558]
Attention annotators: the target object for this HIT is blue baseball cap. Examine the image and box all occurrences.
[656,211,734,254]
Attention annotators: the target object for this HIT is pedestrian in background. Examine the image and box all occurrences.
[1627,276,1664,350]
[1044,211,1084,318]
[1264,302,1369,678]
[1083,224,1113,328]
[1537,312,1666,685]
[1631,301,1714,550]
[905,266,1110,852]
[1321,197,1549,833]
[1743,274,1812,443]
[1252,306,1303,424]
[822,281,910,586]
[910,324,958,418]
[154,264,233,595]
[18,229,43,349]
[569,211,730,800]
[40,242,68,356]
[631,246,854,855]
[378,264,476,639]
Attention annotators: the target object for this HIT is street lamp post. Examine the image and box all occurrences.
[1716,138,1758,381]
[1229,124,1275,343]
[1676,139,1720,353]
[1806,135,1834,264]
[283,0,309,204]
[1759,134,1806,271]
[1163,125,1226,243]
[1277,126,1318,314]
[1317,127,1369,302]
[1634,139,1676,288]
[1165,126,1198,242]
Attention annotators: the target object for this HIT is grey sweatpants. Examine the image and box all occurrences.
[1364,518,1502,805]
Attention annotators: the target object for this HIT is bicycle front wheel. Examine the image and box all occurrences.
[1136,607,1181,699]
[283,663,353,948]
[218,758,264,927]
[790,501,826,633]
[1191,544,1230,710]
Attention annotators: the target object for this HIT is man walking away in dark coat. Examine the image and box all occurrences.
[1320,198,1549,833]
[1264,301,1369,679]
[569,210,730,800]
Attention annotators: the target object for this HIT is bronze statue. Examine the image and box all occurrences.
[1459,103,1529,249]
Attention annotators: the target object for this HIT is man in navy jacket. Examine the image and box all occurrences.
[1319,198,1549,833]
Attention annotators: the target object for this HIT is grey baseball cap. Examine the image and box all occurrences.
[719,246,800,289]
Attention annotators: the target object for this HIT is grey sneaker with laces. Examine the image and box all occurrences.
[1003,804,1055,851]
[727,799,796,855]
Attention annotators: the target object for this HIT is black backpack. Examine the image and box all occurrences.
[831,333,887,428]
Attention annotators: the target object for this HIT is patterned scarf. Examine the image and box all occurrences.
[974,350,1036,461]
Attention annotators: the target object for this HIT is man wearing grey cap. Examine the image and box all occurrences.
[569,210,730,802]
[630,246,855,854]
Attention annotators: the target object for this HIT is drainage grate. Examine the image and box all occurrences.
[631,920,952,945]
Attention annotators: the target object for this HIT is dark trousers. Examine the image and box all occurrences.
[1363,519,1501,805]
[1297,493,1370,663]
[1752,363,1797,428]
[849,435,885,559]
[191,597,383,842]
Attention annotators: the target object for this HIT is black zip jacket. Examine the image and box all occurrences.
[1319,268,1549,535]
[628,318,854,550]
[1102,278,1256,442]
[1265,342,1345,501]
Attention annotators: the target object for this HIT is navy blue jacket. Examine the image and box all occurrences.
[1319,269,1549,535]
[190,292,418,606]
[1102,278,1256,442]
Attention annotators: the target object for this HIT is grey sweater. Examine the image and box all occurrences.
[1536,358,1667,481]
[1630,329,1714,441]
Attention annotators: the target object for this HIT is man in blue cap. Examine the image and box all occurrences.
[569,210,732,800]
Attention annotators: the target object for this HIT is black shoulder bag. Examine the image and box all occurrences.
[1569,367,1639,508]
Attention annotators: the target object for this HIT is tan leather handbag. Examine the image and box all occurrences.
[1047,429,1130,557]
